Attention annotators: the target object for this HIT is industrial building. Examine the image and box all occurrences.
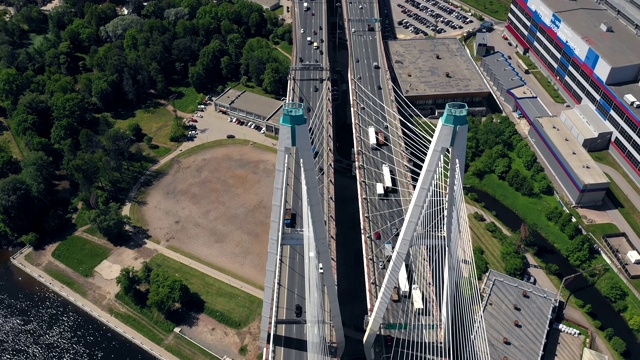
[474,31,489,57]
[214,88,283,134]
[480,51,535,111]
[559,105,612,152]
[386,38,493,116]
[481,270,558,360]
[505,0,640,187]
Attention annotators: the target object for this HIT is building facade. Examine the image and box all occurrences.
[505,0,640,186]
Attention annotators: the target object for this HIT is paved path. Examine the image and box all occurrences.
[11,247,179,360]
[466,204,615,359]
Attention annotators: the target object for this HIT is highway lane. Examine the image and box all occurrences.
[345,0,409,335]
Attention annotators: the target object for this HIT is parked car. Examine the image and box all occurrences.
[295,304,302,317]
[226,134,236,139]
[374,231,381,240]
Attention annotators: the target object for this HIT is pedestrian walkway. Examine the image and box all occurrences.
[11,247,179,360]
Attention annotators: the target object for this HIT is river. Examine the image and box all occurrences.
[0,249,156,360]
[469,189,640,357]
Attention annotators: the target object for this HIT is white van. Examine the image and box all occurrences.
[303,2,309,10]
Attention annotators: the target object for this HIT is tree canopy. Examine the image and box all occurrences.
[0,0,291,246]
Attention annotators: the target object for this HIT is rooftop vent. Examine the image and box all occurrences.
[513,303,519,310]
[514,320,521,327]
[502,337,510,345]
[436,53,441,59]
[522,290,529,298]
[445,72,451,78]
[600,22,612,32]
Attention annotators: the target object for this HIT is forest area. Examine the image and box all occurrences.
[0,0,292,247]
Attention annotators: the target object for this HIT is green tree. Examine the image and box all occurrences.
[144,135,153,147]
[604,328,615,340]
[473,246,488,279]
[100,15,144,42]
[564,222,581,239]
[601,281,628,303]
[628,317,640,332]
[116,266,140,297]
[137,261,153,285]
[546,263,559,276]
[493,157,511,180]
[610,336,626,354]
[19,232,39,246]
[90,202,129,242]
[0,153,21,179]
[127,122,145,142]
[147,268,190,315]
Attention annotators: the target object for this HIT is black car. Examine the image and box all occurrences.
[226,134,236,139]
[295,304,303,318]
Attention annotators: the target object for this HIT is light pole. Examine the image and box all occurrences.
[556,263,606,308]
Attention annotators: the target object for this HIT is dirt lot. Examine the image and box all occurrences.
[140,144,276,285]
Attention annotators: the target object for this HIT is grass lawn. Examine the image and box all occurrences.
[52,235,111,277]
[43,265,88,297]
[272,6,284,15]
[0,128,22,159]
[464,36,481,62]
[149,254,262,329]
[278,42,293,56]
[590,150,640,195]
[515,52,536,70]
[468,215,506,273]
[586,223,621,241]
[169,86,204,114]
[149,144,172,158]
[458,0,510,20]
[166,245,264,290]
[466,174,572,251]
[113,106,179,147]
[84,226,106,240]
[531,70,566,103]
[74,206,92,228]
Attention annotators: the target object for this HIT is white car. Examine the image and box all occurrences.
[196,113,203,118]
[319,263,324,273]
[260,129,266,134]
[359,4,363,8]
[351,28,356,33]
[301,28,305,33]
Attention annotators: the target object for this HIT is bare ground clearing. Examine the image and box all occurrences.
[140,144,275,285]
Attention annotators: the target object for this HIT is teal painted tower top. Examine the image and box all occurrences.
[440,102,468,127]
[280,102,307,146]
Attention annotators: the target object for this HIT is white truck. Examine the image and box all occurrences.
[376,183,385,198]
[384,241,393,260]
[411,285,424,312]
[368,126,376,149]
[623,94,640,108]
[303,2,309,11]
[399,263,410,297]
[382,164,393,192]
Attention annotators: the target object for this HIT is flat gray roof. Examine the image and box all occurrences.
[518,97,551,119]
[387,38,489,97]
[609,81,640,118]
[215,88,283,120]
[482,52,526,91]
[476,31,488,45]
[563,105,611,137]
[537,116,609,185]
[482,270,557,360]
[540,0,640,67]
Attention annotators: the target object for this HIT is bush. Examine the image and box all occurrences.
[574,298,584,308]
[473,246,489,279]
[629,316,640,332]
[612,300,628,313]
[601,281,628,303]
[604,328,615,341]
[610,336,626,354]
[545,206,564,223]
[143,135,153,146]
[546,263,559,276]
[239,344,248,356]
[471,212,485,222]
[593,320,602,329]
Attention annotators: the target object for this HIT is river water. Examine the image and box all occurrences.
[0,249,155,360]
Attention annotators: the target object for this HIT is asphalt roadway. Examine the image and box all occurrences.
[270,0,330,357]
[345,0,409,340]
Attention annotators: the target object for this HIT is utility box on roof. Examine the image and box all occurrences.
[627,251,640,264]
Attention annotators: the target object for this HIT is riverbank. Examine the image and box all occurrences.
[11,246,178,360]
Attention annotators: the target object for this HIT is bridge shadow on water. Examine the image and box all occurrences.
[469,189,640,358]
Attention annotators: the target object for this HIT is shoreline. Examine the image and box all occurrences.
[10,246,177,360]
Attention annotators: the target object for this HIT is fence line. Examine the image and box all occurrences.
[10,246,167,360]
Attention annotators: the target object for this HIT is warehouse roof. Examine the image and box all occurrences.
[536,116,609,185]
[482,52,526,91]
[562,105,611,137]
[387,38,489,97]
[517,97,551,119]
[214,88,283,121]
[482,270,557,360]
[538,0,640,67]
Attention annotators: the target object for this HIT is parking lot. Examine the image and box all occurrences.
[383,0,479,39]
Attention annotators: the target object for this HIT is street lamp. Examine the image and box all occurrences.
[556,263,606,309]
